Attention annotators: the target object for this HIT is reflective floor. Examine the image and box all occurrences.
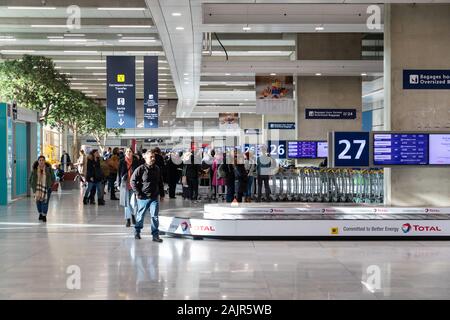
[1,188,450,300]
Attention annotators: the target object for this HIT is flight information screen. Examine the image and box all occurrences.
[317,141,328,158]
[429,134,450,165]
[287,141,317,158]
[373,133,428,165]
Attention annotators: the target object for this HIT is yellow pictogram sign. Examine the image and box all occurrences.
[117,74,125,82]
[331,227,339,235]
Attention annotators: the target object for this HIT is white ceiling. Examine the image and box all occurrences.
[0,0,177,100]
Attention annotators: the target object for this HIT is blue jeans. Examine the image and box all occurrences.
[36,188,52,216]
[135,198,160,237]
[84,181,103,200]
[125,189,135,220]
[245,176,254,197]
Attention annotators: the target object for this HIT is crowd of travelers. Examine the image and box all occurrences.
[29,145,277,241]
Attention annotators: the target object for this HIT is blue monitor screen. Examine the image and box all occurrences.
[373,133,429,165]
[317,141,328,158]
[429,134,450,165]
[288,141,317,158]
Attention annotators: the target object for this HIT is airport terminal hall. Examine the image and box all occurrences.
[1,0,450,302]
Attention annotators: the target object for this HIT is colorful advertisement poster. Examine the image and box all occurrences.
[219,113,239,130]
[255,75,294,115]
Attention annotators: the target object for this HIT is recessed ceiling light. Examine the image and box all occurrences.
[183,73,189,76]
[8,6,56,10]
[97,7,146,11]
[0,38,16,42]
[118,39,156,43]
[1,49,35,53]
[184,82,189,84]
[176,27,184,30]
[243,26,251,31]
[184,77,189,80]
[109,25,152,28]
[361,73,367,76]
[64,34,85,37]
[172,13,182,16]
[225,73,230,76]
[270,73,276,76]
[315,26,324,31]
[315,73,322,76]
[31,25,67,28]
[63,50,98,54]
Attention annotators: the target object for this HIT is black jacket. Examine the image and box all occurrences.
[130,163,165,200]
[117,156,140,187]
[86,157,104,182]
[166,156,182,182]
[183,154,202,178]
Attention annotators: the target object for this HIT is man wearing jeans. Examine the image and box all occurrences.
[130,150,165,242]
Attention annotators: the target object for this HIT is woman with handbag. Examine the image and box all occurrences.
[117,147,140,227]
[29,155,55,223]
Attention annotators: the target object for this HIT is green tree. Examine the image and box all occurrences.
[0,55,70,124]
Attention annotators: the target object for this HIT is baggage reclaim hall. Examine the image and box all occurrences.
[0,0,449,301]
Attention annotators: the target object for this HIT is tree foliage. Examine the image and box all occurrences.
[0,55,124,154]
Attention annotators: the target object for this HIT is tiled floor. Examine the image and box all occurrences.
[0,188,449,300]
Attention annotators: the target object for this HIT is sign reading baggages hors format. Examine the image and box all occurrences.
[144,56,159,128]
[333,132,370,167]
[305,108,357,120]
[106,56,136,128]
[268,122,295,130]
[403,70,450,89]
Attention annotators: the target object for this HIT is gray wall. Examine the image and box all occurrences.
[297,33,362,60]
[296,76,362,140]
[388,4,450,205]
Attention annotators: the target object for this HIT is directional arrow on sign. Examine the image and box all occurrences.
[118,118,125,126]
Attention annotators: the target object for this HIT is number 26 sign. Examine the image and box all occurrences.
[333,132,370,167]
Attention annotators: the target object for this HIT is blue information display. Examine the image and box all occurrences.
[144,56,159,128]
[403,70,450,89]
[268,140,286,159]
[334,132,370,167]
[106,56,136,128]
[317,141,328,158]
[287,141,317,158]
[373,134,428,165]
[429,134,450,165]
[268,122,295,130]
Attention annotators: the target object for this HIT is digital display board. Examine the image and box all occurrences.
[429,134,450,165]
[287,141,317,158]
[373,134,428,165]
[317,141,328,158]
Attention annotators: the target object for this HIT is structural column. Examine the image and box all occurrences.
[387,4,450,206]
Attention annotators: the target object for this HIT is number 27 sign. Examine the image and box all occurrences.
[333,132,370,167]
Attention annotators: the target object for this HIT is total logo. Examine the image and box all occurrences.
[180,221,216,232]
[425,208,441,213]
[402,223,442,234]
[269,209,285,214]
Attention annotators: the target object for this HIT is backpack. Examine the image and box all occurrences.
[217,164,227,179]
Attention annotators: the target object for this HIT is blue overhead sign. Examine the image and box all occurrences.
[403,70,450,89]
[306,108,356,120]
[334,132,370,167]
[144,56,159,128]
[268,122,295,130]
[106,56,136,128]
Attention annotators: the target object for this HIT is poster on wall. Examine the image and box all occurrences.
[219,113,239,130]
[106,56,136,128]
[255,75,294,115]
[144,56,159,128]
